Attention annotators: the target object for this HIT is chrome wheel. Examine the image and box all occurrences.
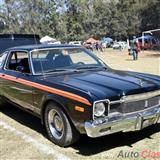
[48,109,64,140]
[45,102,80,146]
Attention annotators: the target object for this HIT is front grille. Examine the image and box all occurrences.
[110,96,160,114]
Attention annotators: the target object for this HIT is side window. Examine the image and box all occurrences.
[6,51,30,73]
[0,52,8,69]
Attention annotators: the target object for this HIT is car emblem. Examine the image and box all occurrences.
[145,100,148,108]
[139,80,143,87]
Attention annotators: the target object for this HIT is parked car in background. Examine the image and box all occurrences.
[101,37,113,48]
[0,44,160,147]
[102,41,112,48]
[112,41,127,50]
[112,42,122,49]
[69,41,82,45]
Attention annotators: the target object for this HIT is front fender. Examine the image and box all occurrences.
[40,93,93,133]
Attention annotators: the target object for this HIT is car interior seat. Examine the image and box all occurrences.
[18,58,30,73]
[54,54,72,68]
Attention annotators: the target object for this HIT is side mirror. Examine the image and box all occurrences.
[16,66,25,73]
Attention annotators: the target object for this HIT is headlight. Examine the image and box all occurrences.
[94,102,105,117]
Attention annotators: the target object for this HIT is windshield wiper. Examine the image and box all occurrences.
[45,68,74,73]
[76,66,105,70]
[45,66,107,73]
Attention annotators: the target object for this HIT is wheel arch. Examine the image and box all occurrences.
[40,94,74,127]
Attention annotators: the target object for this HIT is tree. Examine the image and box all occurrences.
[0,0,159,41]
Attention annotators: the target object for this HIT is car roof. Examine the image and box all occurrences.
[5,44,82,52]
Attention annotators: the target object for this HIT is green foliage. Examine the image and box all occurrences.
[0,0,159,41]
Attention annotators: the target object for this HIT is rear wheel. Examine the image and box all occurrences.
[44,102,80,147]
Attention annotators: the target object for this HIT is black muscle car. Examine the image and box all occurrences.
[0,44,160,147]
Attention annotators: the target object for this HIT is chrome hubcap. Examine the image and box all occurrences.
[54,115,63,132]
[48,109,64,139]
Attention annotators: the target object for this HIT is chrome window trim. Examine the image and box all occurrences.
[29,47,104,76]
[0,51,8,68]
[3,50,34,75]
[30,48,81,76]
[31,47,83,52]
[29,51,36,75]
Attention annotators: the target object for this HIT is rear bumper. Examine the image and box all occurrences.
[85,105,160,138]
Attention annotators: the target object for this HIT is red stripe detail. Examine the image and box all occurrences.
[0,74,91,106]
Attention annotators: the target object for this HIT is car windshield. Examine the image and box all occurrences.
[31,47,105,74]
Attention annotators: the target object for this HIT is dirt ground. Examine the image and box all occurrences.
[0,49,160,160]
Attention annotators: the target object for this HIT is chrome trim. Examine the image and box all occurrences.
[31,47,82,52]
[93,99,110,120]
[29,51,36,75]
[92,90,160,120]
[121,90,160,102]
[30,47,83,76]
[120,103,160,116]
[85,105,160,138]
[10,86,32,93]
[3,50,34,75]
[29,46,104,76]
[48,109,64,140]
[0,51,8,68]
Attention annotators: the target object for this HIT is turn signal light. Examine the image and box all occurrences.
[75,106,84,112]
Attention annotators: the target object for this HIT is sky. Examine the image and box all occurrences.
[0,0,4,5]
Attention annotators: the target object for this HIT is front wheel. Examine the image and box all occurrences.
[0,97,6,108]
[44,102,80,147]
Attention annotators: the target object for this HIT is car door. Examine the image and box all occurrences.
[2,51,34,111]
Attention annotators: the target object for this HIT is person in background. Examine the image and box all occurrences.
[98,42,103,52]
[134,38,141,60]
[130,36,140,60]
[95,42,99,51]
[130,39,135,58]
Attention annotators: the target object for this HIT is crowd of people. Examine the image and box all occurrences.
[83,41,104,52]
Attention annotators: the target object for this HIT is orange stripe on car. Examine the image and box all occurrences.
[0,74,91,106]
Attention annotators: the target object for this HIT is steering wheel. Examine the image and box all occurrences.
[77,62,85,65]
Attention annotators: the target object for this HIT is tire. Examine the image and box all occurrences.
[44,102,80,147]
[0,97,6,108]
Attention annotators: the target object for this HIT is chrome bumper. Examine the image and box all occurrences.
[85,105,160,138]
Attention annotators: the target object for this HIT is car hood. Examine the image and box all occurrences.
[42,69,160,101]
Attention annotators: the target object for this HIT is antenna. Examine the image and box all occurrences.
[33,34,38,45]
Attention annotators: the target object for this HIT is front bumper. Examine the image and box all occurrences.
[85,105,160,138]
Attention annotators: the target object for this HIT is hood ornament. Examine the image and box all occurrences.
[139,80,144,87]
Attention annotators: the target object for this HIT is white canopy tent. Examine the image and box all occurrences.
[40,36,61,44]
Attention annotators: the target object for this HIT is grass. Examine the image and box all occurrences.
[94,49,160,76]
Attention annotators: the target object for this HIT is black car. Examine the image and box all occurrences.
[0,44,160,147]
[0,34,40,54]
